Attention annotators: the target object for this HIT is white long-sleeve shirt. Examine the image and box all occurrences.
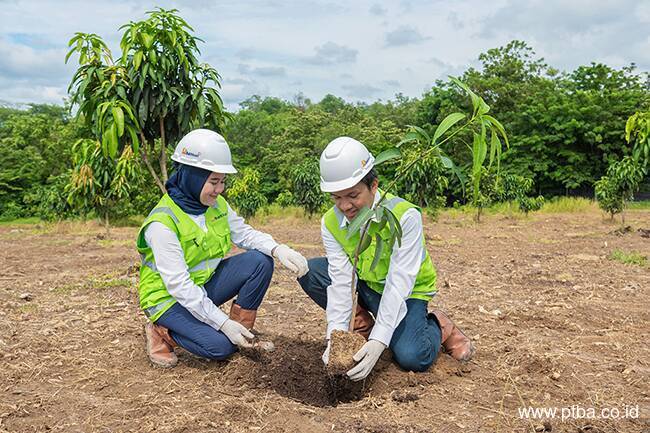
[323,192,427,347]
[144,203,278,331]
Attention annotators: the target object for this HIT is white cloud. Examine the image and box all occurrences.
[385,25,430,47]
[303,42,358,65]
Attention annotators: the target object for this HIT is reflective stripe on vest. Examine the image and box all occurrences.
[140,253,157,272]
[147,206,179,223]
[188,257,222,273]
[143,298,175,319]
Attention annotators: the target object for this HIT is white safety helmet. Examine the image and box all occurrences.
[320,136,375,192]
[171,129,237,173]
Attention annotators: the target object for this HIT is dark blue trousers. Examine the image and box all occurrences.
[298,257,442,372]
[156,250,273,360]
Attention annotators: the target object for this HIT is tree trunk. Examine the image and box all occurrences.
[140,135,166,194]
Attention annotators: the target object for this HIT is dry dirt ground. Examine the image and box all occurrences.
[1,208,649,433]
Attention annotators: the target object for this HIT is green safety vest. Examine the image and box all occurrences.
[323,192,437,301]
[136,194,232,321]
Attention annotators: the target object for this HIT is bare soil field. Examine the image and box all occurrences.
[1,208,649,433]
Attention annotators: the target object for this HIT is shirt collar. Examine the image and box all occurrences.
[339,190,381,229]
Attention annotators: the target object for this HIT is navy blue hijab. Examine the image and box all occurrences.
[165,163,213,215]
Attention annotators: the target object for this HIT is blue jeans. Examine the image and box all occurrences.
[298,257,442,372]
[155,250,274,360]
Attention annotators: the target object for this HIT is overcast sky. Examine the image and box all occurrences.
[1,0,649,110]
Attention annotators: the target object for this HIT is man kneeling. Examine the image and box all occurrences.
[298,136,474,381]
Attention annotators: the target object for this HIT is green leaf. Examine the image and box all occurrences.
[116,86,127,100]
[133,51,143,70]
[478,98,490,116]
[482,114,509,148]
[197,96,206,120]
[346,207,373,239]
[384,208,402,247]
[109,123,118,157]
[374,148,401,166]
[358,231,372,255]
[397,130,421,147]
[440,155,467,196]
[111,106,125,137]
[126,125,139,154]
[141,33,153,50]
[432,112,465,145]
[409,125,431,143]
[488,130,498,169]
[370,234,383,271]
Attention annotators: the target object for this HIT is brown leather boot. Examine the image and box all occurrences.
[229,303,257,329]
[145,322,178,368]
[431,309,475,362]
[353,305,375,340]
[229,303,275,352]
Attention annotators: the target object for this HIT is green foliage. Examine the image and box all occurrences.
[0,105,84,220]
[494,174,545,215]
[608,249,647,267]
[65,139,140,224]
[227,169,267,219]
[395,147,448,210]
[404,77,509,221]
[292,159,326,216]
[66,8,228,191]
[418,41,649,197]
[496,174,533,201]
[595,156,644,220]
[518,195,545,214]
[275,191,295,208]
[626,111,650,170]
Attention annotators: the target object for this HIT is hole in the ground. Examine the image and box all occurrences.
[233,335,375,407]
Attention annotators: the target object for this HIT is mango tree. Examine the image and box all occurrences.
[595,156,644,224]
[66,8,228,193]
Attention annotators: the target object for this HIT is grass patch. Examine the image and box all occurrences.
[18,303,38,313]
[539,197,596,213]
[608,249,648,267]
[89,277,133,289]
[0,217,42,226]
[111,215,145,227]
[628,200,650,210]
[52,283,81,294]
[250,204,321,225]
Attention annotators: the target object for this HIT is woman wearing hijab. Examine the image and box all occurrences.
[137,128,308,367]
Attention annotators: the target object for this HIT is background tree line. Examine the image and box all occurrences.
[1,39,648,222]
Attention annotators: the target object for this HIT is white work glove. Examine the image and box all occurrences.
[220,319,254,348]
[322,340,331,365]
[346,339,386,381]
[273,244,308,277]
